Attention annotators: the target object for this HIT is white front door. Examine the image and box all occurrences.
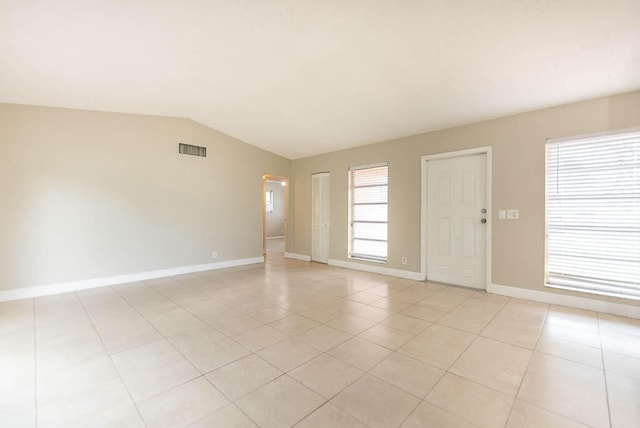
[427,154,487,289]
[312,173,330,263]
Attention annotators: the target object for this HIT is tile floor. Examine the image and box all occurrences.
[1,239,639,427]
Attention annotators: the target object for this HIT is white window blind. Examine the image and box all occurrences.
[546,131,640,299]
[349,164,388,263]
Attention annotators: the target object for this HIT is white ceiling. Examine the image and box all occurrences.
[1,1,639,159]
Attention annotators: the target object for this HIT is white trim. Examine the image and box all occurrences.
[420,146,493,289]
[284,252,312,262]
[266,236,285,240]
[546,128,640,145]
[328,259,422,281]
[0,257,264,302]
[348,161,389,171]
[488,283,640,319]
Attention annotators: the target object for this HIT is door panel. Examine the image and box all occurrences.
[427,154,486,289]
[312,173,330,263]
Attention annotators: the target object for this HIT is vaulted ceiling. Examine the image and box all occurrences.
[1,1,639,159]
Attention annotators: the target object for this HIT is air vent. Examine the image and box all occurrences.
[178,142,207,158]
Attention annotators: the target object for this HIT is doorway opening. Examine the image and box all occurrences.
[420,147,492,289]
[311,172,330,263]
[263,174,289,262]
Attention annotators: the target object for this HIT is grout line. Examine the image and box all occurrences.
[598,312,614,428]
[75,288,147,426]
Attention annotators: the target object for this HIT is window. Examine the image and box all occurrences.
[349,164,388,262]
[546,130,640,299]
[266,190,274,213]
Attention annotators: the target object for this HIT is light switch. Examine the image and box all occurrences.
[507,209,519,220]
[498,210,506,220]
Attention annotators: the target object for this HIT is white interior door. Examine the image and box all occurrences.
[312,173,330,263]
[427,154,487,289]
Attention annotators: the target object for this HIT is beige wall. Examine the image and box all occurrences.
[289,90,640,307]
[266,181,286,237]
[0,103,289,291]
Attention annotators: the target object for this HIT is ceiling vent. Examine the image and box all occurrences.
[178,142,207,158]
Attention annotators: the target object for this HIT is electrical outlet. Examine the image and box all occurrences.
[507,209,520,220]
[212,251,218,259]
[401,256,407,265]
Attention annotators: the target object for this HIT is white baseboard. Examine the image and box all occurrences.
[328,259,423,281]
[266,236,285,240]
[0,257,264,302]
[489,283,640,319]
[284,252,311,262]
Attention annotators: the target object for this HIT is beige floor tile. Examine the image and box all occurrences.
[481,322,541,349]
[110,339,178,373]
[417,323,477,348]
[166,327,227,353]
[85,403,145,428]
[36,332,107,374]
[296,402,368,428]
[517,372,609,428]
[0,381,34,420]
[206,355,282,400]
[346,291,383,304]
[370,298,413,313]
[606,372,640,428]
[188,403,257,427]
[350,305,391,322]
[547,306,599,333]
[604,351,640,380]
[329,337,392,371]
[212,314,263,336]
[382,313,431,335]
[145,308,210,337]
[506,400,589,428]
[326,314,378,335]
[0,406,36,428]
[268,315,319,336]
[401,401,476,428]
[541,323,601,349]
[182,338,252,373]
[398,336,466,370]
[601,332,640,359]
[401,305,447,323]
[37,355,120,404]
[527,352,606,390]
[358,323,414,350]
[257,338,321,371]
[290,354,364,399]
[298,306,341,323]
[370,352,443,398]
[451,337,531,396]
[236,375,324,428]
[295,325,352,351]
[426,373,514,428]
[138,377,228,428]
[535,335,603,368]
[437,312,491,335]
[232,325,287,352]
[37,378,134,428]
[331,374,420,428]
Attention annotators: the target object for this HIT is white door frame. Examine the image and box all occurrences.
[420,146,492,288]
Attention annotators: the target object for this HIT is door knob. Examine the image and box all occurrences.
[481,218,487,224]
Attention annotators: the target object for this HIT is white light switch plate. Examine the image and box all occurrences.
[507,209,519,220]
[498,210,506,220]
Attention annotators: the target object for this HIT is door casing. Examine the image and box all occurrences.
[420,147,492,289]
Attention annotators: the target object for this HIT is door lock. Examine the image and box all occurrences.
[481,208,487,213]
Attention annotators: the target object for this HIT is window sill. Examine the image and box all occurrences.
[545,283,640,302]
[349,256,387,264]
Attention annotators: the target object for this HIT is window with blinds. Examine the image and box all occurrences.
[546,131,640,299]
[349,164,388,263]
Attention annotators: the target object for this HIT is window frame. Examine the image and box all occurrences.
[545,129,640,300]
[348,162,389,263]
